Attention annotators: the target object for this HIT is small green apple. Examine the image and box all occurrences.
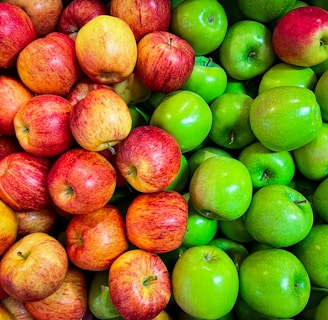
[129,105,150,129]
[165,153,189,192]
[218,216,254,243]
[314,177,328,222]
[314,69,328,121]
[315,295,328,320]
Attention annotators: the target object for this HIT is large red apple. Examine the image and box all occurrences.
[66,205,129,271]
[135,31,195,93]
[0,232,69,302]
[0,136,23,161]
[272,6,328,66]
[17,32,83,96]
[58,0,108,40]
[0,152,53,211]
[0,3,37,68]
[13,94,75,157]
[109,249,171,320]
[25,266,87,320]
[47,148,117,215]
[115,125,182,193]
[1,296,34,320]
[126,190,188,253]
[69,87,132,151]
[110,0,171,42]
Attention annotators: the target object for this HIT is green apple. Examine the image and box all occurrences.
[219,20,275,80]
[238,141,296,189]
[315,295,328,320]
[312,59,328,78]
[218,216,254,243]
[165,153,189,192]
[144,91,166,112]
[244,184,313,248]
[293,224,328,288]
[258,62,318,94]
[209,92,256,150]
[170,0,184,11]
[224,78,248,94]
[314,177,328,222]
[170,0,228,55]
[178,308,236,320]
[250,86,322,151]
[129,105,150,129]
[292,122,328,181]
[314,69,328,121]
[181,56,227,104]
[239,248,311,318]
[150,90,212,153]
[189,156,253,220]
[172,245,239,319]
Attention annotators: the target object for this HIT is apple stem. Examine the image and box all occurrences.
[248,51,256,58]
[108,145,116,155]
[229,131,235,145]
[294,199,307,205]
[206,57,213,67]
[142,275,158,287]
[169,37,173,46]
[17,251,29,260]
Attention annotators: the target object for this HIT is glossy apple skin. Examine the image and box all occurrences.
[272,6,328,67]
[0,200,18,255]
[109,249,171,320]
[0,76,34,136]
[17,32,83,96]
[110,0,171,42]
[0,232,69,302]
[14,94,75,157]
[47,148,117,215]
[115,125,182,193]
[314,177,328,222]
[0,3,37,68]
[0,152,53,211]
[135,31,195,93]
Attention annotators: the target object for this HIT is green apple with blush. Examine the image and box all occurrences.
[314,69,328,121]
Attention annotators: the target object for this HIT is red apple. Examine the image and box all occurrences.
[0,281,9,300]
[126,190,188,253]
[0,75,34,136]
[70,87,132,151]
[0,232,69,302]
[135,31,195,93]
[47,148,117,215]
[109,249,171,320]
[0,136,23,162]
[272,6,328,66]
[0,3,37,68]
[2,0,63,37]
[66,205,129,271]
[115,125,182,193]
[25,266,87,320]
[58,0,108,40]
[1,296,34,320]
[13,94,75,157]
[0,152,53,211]
[110,0,171,42]
[17,32,83,96]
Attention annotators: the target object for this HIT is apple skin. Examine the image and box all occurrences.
[58,0,108,39]
[272,6,328,67]
[218,216,254,243]
[135,31,195,93]
[109,249,171,320]
[47,148,117,215]
[0,232,69,302]
[126,190,188,253]
[1,296,34,319]
[314,177,328,222]
[0,3,37,68]
[315,69,328,121]
[0,152,53,211]
[17,32,83,96]
[110,0,171,42]
[0,136,23,161]
[115,125,182,193]
[25,266,87,320]
[0,304,16,319]
[70,87,132,152]
[0,75,34,137]
[14,94,75,157]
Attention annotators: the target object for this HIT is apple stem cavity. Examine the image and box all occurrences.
[142,275,158,287]
[229,131,235,145]
[248,51,256,59]
[17,251,29,260]
[205,57,213,67]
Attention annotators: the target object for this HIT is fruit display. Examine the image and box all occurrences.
[1,0,328,319]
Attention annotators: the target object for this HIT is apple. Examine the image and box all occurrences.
[0,136,23,161]
[17,32,83,96]
[70,87,132,152]
[315,69,328,121]
[314,177,328,222]
[0,232,69,302]
[0,303,15,320]
[1,296,34,319]
[47,148,117,215]
[0,3,37,69]
[153,310,173,320]
[218,216,254,243]
[170,0,228,56]
[135,31,195,93]
[14,94,75,157]
[115,125,182,193]
[239,248,311,318]
[0,75,34,136]
[219,20,276,80]
[58,0,108,40]
[126,190,188,253]
[25,266,87,320]
[315,295,328,320]
[164,153,189,192]
[75,15,137,84]
[250,86,322,151]
[109,249,171,320]
[272,6,328,67]
[110,0,172,42]
[0,151,52,211]
[172,245,239,319]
